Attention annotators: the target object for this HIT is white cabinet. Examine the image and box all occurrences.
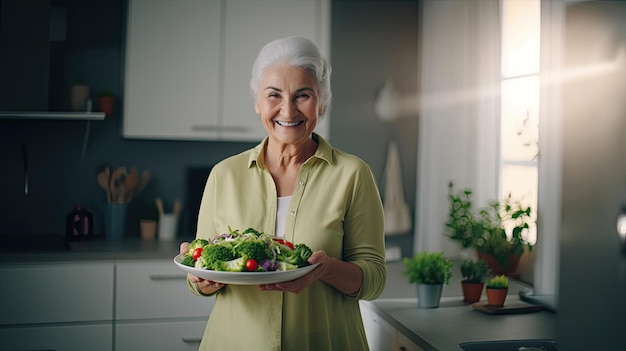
[116,320,207,351]
[361,301,398,351]
[0,325,113,351]
[123,0,330,142]
[115,260,214,351]
[123,0,222,140]
[396,331,425,351]
[0,262,115,350]
[360,301,425,351]
[220,0,330,141]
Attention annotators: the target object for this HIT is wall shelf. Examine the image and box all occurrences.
[0,111,105,120]
[1,111,106,160]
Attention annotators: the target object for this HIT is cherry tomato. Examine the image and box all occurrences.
[285,241,294,250]
[245,258,258,271]
[192,247,203,260]
[273,238,285,245]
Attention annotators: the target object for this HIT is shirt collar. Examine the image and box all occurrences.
[247,133,333,169]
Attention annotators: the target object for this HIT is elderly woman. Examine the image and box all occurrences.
[181,36,386,351]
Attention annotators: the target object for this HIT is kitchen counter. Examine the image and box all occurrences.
[363,297,555,351]
[0,237,184,264]
[368,261,556,351]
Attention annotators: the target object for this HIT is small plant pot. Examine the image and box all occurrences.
[417,284,443,308]
[479,252,521,276]
[98,96,114,116]
[486,287,508,307]
[461,281,484,303]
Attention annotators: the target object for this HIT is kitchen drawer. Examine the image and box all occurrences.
[0,324,112,351]
[115,260,214,320]
[0,263,115,325]
[396,331,425,351]
[116,320,206,351]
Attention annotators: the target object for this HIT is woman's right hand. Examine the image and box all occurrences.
[180,241,226,293]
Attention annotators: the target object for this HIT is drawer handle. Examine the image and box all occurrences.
[181,337,202,344]
[149,274,187,280]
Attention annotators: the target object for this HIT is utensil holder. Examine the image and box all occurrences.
[104,203,128,240]
[158,214,177,241]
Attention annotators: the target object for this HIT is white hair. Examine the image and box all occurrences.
[250,36,332,117]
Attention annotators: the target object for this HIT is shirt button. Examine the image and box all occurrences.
[298,180,304,186]
[290,210,295,214]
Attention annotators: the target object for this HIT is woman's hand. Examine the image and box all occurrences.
[180,241,225,293]
[258,250,331,294]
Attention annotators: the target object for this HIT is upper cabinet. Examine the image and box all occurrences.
[124,0,221,140]
[123,0,330,142]
[0,0,118,120]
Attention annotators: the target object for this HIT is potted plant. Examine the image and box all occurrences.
[446,182,534,276]
[460,259,490,303]
[485,275,509,307]
[402,252,453,308]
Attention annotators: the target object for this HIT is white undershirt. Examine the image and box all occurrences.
[276,196,292,238]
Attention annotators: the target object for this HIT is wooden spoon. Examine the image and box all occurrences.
[136,169,151,193]
[172,199,182,217]
[109,167,127,203]
[155,197,164,215]
[97,167,111,202]
[124,166,138,202]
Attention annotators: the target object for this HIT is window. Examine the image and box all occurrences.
[499,0,540,245]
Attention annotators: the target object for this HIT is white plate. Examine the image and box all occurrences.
[173,254,319,285]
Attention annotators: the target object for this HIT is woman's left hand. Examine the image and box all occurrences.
[258,250,330,294]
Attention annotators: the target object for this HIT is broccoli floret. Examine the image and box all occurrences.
[276,248,300,267]
[216,257,246,272]
[275,242,313,268]
[235,239,272,262]
[242,227,263,236]
[181,255,196,267]
[197,244,235,270]
[294,243,313,267]
[188,238,210,252]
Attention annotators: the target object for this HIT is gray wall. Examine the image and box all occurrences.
[0,0,420,257]
[331,0,419,257]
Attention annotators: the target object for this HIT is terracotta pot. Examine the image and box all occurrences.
[478,252,521,276]
[98,96,114,116]
[486,287,508,307]
[139,220,156,241]
[461,281,484,303]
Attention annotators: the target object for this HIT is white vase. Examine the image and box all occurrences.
[417,284,443,308]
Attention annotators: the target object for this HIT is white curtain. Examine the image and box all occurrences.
[414,0,500,257]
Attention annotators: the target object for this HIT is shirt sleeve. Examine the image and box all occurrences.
[343,162,387,300]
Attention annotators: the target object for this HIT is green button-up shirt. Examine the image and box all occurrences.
[189,134,386,351]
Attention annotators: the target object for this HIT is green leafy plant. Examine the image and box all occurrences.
[446,183,484,248]
[460,259,490,283]
[402,252,453,285]
[446,182,534,267]
[486,275,509,289]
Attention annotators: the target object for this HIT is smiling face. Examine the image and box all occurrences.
[255,64,323,147]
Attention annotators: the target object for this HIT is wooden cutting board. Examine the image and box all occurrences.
[472,301,543,314]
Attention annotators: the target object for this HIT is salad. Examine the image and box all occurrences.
[180,227,313,272]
